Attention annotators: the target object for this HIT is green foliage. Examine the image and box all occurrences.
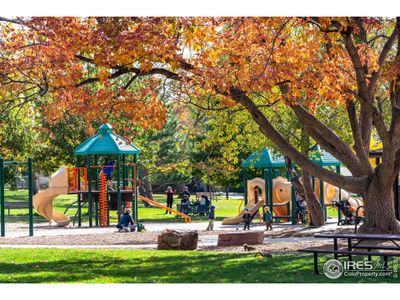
[190,108,268,188]
[0,105,37,160]
[0,105,37,187]
[33,115,89,174]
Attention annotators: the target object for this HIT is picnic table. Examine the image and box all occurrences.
[299,233,400,274]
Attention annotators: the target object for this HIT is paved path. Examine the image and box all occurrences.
[2,221,276,238]
[3,219,342,238]
[0,234,324,249]
[0,219,341,249]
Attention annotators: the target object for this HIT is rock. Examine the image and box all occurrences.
[157,229,198,250]
[217,231,264,247]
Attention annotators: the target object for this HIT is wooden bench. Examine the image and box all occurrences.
[299,248,400,274]
[4,202,30,215]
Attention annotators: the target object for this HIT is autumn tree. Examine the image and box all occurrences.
[1,17,400,232]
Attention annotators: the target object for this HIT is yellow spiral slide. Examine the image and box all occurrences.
[33,168,70,227]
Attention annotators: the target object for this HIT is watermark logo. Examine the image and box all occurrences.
[323,258,398,279]
[323,259,344,279]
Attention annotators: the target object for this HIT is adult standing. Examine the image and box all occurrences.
[180,186,190,200]
[165,186,175,214]
[179,186,191,214]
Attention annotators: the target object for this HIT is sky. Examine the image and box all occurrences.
[2,0,398,17]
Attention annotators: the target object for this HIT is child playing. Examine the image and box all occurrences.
[206,205,215,231]
[263,205,273,231]
[116,208,135,232]
[103,160,115,190]
[243,208,252,230]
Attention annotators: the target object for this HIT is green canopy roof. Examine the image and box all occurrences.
[74,123,140,156]
[242,146,341,169]
[309,146,341,167]
[242,147,286,168]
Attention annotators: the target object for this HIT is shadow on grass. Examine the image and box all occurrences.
[0,250,398,283]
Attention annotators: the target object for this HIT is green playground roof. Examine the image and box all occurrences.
[74,123,140,156]
[242,146,341,169]
[242,147,286,168]
[309,146,341,167]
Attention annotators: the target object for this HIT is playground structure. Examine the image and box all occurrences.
[32,123,191,229]
[33,168,70,227]
[0,158,34,237]
[138,195,191,223]
[222,147,364,225]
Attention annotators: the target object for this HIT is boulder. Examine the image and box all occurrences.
[217,231,264,247]
[157,229,198,250]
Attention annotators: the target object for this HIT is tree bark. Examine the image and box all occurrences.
[359,172,400,233]
[285,156,324,227]
[230,87,370,194]
[138,167,154,207]
[302,169,325,227]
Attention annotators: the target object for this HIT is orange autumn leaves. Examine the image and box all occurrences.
[0,17,393,129]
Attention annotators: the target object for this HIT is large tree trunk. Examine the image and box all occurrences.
[299,127,324,227]
[285,156,324,227]
[138,167,154,207]
[302,170,325,227]
[359,174,400,233]
[138,167,153,199]
[284,129,325,227]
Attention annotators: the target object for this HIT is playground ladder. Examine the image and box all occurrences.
[99,172,108,227]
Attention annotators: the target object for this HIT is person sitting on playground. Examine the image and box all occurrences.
[343,199,356,223]
[181,194,190,205]
[295,191,307,223]
[334,198,356,224]
[200,195,207,205]
[198,195,208,215]
[243,208,252,230]
[206,205,216,231]
[116,208,135,232]
[263,206,273,231]
[180,195,190,214]
[103,160,115,191]
[205,196,211,210]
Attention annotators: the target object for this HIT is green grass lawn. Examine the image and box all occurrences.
[2,189,345,224]
[2,190,241,224]
[0,248,397,283]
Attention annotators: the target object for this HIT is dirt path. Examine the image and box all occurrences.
[0,225,354,253]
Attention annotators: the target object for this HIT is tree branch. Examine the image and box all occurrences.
[229,87,370,194]
[291,104,371,176]
[346,100,373,171]
[342,28,369,98]
[369,24,399,97]
[75,67,180,88]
